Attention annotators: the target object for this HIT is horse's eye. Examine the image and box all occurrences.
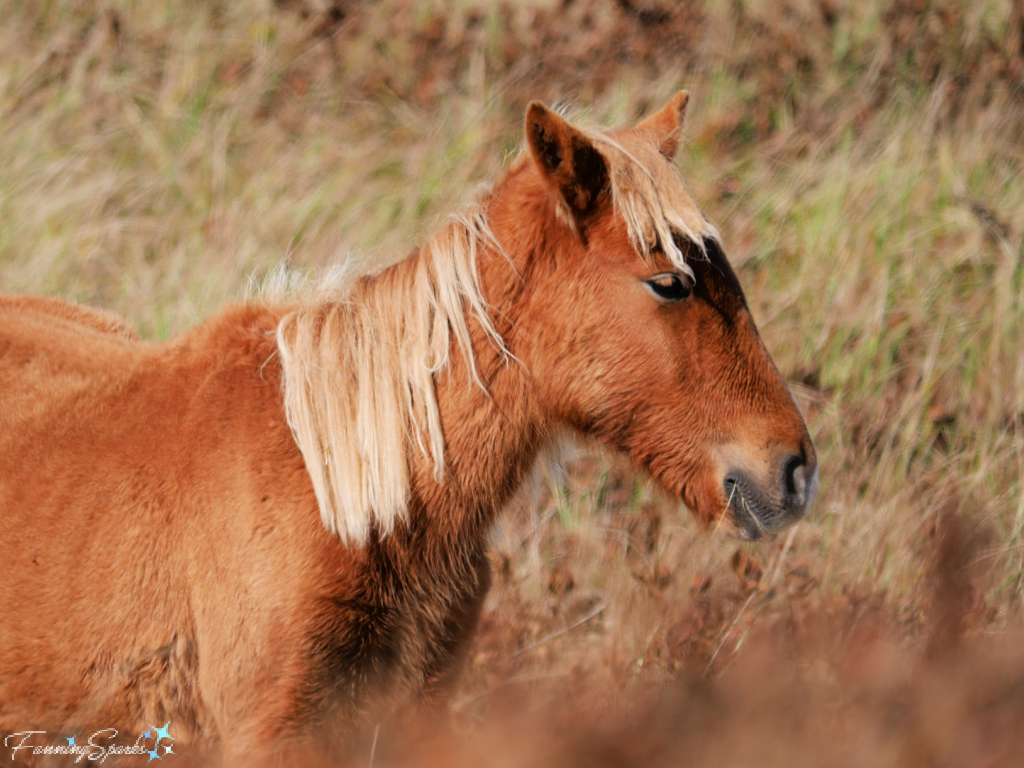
[643,273,692,303]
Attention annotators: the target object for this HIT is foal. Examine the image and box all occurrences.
[0,93,816,762]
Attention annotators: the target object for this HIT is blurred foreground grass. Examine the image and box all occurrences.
[2,0,1024,750]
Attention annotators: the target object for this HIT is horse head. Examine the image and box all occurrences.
[498,92,818,539]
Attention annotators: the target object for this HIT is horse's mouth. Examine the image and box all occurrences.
[724,474,804,542]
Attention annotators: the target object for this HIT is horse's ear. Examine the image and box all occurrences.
[525,101,608,217]
[636,90,690,159]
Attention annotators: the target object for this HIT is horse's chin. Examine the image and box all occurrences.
[707,510,777,542]
[733,521,778,543]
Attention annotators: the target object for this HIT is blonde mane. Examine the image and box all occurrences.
[592,131,720,276]
[275,207,506,544]
[275,129,718,545]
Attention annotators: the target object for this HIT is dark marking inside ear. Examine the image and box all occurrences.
[533,123,563,173]
[569,139,608,212]
[526,101,609,221]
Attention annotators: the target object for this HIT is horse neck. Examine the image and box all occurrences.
[391,193,553,538]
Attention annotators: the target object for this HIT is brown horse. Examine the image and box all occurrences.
[0,93,816,763]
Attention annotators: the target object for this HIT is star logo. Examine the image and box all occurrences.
[142,720,175,762]
[151,722,172,744]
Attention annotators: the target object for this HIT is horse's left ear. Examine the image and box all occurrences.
[525,101,608,218]
[636,90,690,159]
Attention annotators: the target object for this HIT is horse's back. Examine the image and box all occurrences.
[0,295,144,446]
[0,294,140,341]
[0,299,325,740]
[0,299,166,730]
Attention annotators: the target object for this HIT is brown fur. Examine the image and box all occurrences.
[0,95,815,764]
[0,295,140,342]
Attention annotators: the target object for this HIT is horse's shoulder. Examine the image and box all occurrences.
[167,302,286,365]
[158,302,290,419]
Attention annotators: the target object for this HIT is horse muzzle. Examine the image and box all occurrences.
[723,450,819,541]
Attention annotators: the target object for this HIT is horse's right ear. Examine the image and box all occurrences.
[635,90,689,159]
[525,102,608,218]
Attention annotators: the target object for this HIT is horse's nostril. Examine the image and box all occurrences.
[783,453,806,499]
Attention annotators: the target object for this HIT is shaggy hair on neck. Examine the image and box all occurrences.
[275,207,506,544]
[274,129,717,545]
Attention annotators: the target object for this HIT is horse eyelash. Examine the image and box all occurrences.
[644,273,692,302]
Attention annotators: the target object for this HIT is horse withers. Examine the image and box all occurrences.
[0,92,816,763]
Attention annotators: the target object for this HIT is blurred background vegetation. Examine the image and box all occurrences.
[2,1,1024,763]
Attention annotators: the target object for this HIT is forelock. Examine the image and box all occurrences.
[587,129,719,277]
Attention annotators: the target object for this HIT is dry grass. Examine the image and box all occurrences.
[2,0,1024,763]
